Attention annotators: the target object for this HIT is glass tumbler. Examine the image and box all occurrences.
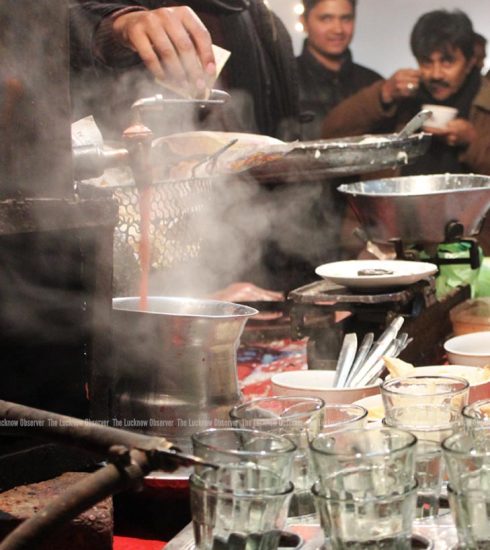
[190,463,294,550]
[191,428,297,483]
[315,403,368,435]
[230,396,325,519]
[383,408,461,520]
[309,427,417,498]
[312,480,417,550]
[463,399,490,431]
[442,428,490,493]
[381,376,469,423]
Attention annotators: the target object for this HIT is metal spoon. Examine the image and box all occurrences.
[397,109,432,139]
[345,332,374,387]
[334,333,358,388]
[350,316,404,387]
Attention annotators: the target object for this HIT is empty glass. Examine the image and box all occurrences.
[191,428,297,483]
[309,427,417,498]
[442,429,490,548]
[312,480,417,550]
[447,483,490,549]
[463,399,490,431]
[230,396,325,519]
[383,410,459,519]
[381,376,469,424]
[316,403,368,435]
[190,463,293,550]
[442,428,490,493]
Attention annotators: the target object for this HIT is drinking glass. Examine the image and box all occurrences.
[443,429,490,548]
[316,403,368,434]
[447,483,490,549]
[191,428,297,483]
[312,480,417,550]
[383,408,461,519]
[381,376,469,423]
[190,463,294,550]
[309,427,417,498]
[230,396,325,519]
[463,399,490,431]
[442,428,490,493]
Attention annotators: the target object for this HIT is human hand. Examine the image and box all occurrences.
[112,6,216,98]
[381,69,421,105]
[425,118,477,147]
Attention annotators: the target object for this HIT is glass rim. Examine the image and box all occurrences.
[381,375,470,397]
[189,473,295,497]
[442,427,490,457]
[191,427,298,455]
[311,479,418,502]
[230,396,325,421]
[309,427,417,458]
[463,399,490,420]
[321,403,368,427]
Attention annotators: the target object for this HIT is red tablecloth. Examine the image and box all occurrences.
[114,537,165,550]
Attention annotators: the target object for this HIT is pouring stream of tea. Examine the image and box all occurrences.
[138,185,152,310]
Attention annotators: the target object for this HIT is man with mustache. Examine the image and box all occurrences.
[321,9,490,175]
[297,0,382,140]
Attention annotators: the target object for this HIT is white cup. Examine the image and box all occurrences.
[422,104,458,129]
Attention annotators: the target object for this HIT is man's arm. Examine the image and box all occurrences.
[70,1,216,98]
[321,80,396,138]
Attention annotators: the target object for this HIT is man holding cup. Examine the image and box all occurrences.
[322,9,490,175]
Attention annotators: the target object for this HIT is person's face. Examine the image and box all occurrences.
[302,0,355,59]
[418,47,475,102]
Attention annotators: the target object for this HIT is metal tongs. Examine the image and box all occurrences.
[333,316,412,389]
[0,400,216,550]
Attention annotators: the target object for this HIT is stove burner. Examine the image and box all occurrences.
[288,277,469,368]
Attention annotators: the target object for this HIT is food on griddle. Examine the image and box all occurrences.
[0,472,113,549]
[151,131,285,179]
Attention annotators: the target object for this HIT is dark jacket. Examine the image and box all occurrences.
[322,68,490,175]
[297,43,382,140]
[70,0,301,140]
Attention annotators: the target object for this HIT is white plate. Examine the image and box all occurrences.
[315,260,438,289]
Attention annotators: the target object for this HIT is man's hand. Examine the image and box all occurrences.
[425,118,477,147]
[381,69,421,105]
[112,7,216,97]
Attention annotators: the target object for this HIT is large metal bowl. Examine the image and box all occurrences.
[338,174,490,245]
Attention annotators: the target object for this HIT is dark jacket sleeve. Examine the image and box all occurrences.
[321,79,397,138]
[69,1,167,69]
[460,79,490,174]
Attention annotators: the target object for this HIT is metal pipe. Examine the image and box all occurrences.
[0,400,213,470]
[0,449,151,550]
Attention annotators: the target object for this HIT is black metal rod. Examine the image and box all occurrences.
[0,449,151,550]
[0,400,174,457]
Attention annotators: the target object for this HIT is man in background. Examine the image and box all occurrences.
[297,0,382,140]
[474,32,487,74]
[322,9,490,175]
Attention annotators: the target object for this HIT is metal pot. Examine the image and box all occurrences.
[111,297,257,451]
[338,174,490,246]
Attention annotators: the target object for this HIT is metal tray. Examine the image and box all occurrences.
[246,133,431,183]
[164,517,453,549]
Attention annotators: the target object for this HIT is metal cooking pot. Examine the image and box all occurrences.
[111,297,257,451]
[338,174,490,246]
